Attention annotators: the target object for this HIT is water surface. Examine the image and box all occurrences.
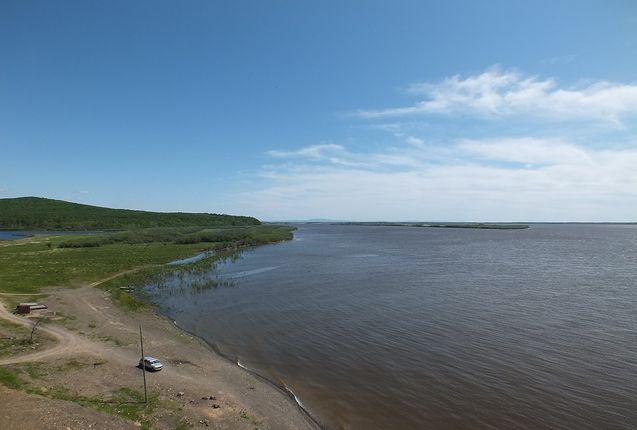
[0,230,32,240]
[145,224,637,429]
[0,230,104,240]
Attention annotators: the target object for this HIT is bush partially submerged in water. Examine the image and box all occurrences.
[98,249,243,309]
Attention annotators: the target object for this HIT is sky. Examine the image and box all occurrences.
[2,0,637,221]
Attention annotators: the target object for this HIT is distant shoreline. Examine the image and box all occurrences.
[330,222,530,230]
[427,223,529,230]
[271,221,637,226]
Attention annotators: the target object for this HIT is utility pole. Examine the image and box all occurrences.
[139,325,148,404]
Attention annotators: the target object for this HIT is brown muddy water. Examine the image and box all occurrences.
[143,224,637,429]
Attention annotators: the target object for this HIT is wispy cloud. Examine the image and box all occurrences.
[406,136,427,148]
[235,67,637,221]
[267,144,345,159]
[242,137,637,221]
[540,54,578,65]
[267,144,366,167]
[355,67,637,125]
[265,137,444,171]
[457,138,593,166]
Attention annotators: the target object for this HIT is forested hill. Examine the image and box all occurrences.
[0,197,261,230]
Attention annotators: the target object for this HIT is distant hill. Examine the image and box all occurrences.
[0,197,260,230]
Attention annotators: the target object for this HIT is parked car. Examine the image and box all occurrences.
[139,356,163,371]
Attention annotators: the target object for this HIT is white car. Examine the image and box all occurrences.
[139,356,163,371]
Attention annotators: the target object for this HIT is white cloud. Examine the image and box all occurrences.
[457,138,594,165]
[540,54,578,65]
[355,67,637,125]
[239,138,637,222]
[406,136,426,148]
[266,144,345,159]
[233,67,637,221]
[266,144,366,167]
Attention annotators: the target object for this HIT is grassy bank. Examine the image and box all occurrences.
[0,225,294,295]
[0,200,310,429]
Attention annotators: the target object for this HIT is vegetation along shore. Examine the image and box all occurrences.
[0,197,316,430]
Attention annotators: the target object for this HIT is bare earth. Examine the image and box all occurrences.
[0,285,319,430]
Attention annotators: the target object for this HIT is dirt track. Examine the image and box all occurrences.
[0,302,97,365]
[0,284,319,430]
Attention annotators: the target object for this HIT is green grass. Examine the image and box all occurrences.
[44,386,158,429]
[34,385,158,429]
[7,360,94,381]
[57,225,292,248]
[17,362,49,380]
[92,387,158,428]
[0,238,205,294]
[96,268,160,311]
[0,317,24,331]
[57,358,89,371]
[0,366,26,389]
[0,365,158,429]
[0,322,52,359]
[0,226,294,295]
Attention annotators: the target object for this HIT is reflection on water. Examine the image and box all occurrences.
[223,266,280,279]
[145,224,637,430]
[167,251,216,266]
[0,231,30,240]
[0,230,104,240]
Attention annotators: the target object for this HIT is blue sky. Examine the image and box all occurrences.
[2,1,636,221]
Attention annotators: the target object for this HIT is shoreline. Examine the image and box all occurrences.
[0,272,320,429]
[132,285,323,429]
[0,228,320,429]
[167,315,324,429]
[140,246,324,427]
[127,242,324,428]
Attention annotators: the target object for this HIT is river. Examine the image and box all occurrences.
[143,224,637,429]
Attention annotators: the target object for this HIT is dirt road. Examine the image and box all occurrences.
[0,285,319,429]
[0,302,98,366]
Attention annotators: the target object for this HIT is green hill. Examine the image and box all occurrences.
[0,197,260,230]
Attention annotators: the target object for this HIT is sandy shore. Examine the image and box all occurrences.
[0,285,320,429]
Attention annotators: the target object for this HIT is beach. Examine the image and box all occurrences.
[0,284,319,429]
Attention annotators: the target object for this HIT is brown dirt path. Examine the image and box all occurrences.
[0,301,99,365]
[0,281,320,429]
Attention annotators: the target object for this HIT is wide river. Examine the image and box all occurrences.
[144,224,637,429]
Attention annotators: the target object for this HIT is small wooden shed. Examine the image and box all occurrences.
[16,302,47,314]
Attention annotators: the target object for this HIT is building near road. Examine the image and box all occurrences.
[16,302,47,314]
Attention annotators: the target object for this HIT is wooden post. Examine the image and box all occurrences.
[139,325,148,404]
